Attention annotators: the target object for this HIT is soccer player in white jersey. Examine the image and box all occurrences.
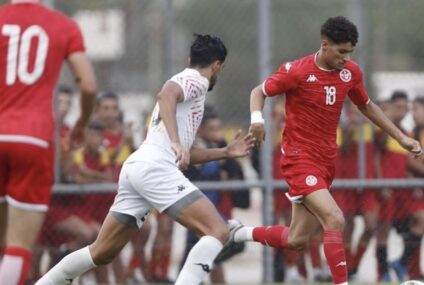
[36,34,255,285]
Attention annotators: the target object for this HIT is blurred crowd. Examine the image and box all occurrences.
[30,86,424,284]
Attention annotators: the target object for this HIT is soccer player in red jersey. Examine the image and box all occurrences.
[0,1,97,284]
[227,16,423,285]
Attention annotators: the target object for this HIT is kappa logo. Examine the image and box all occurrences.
[285,62,292,72]
[305,175,317,186]
[340,69,352,82]
[195,262,211,273]
[336,261,347,267]
[177,184,186,192]
[306,74,318,82]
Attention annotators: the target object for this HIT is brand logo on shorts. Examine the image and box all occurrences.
[339,69,352,82]
[177,185,186,192]
[305,175,317,186]
[336,261,347,267]
[195,263,211,273]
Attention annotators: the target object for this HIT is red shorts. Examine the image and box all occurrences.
[280,157,335,200]
[407,189,424,214]
[85,193,115,223]
[378,190,412,221]
[333,189,378,214]
[0,142,54,211]
[274,189,291,213]
[39,196,96,246]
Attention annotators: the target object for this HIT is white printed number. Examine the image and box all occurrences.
[324,86,336,105]
[2,24,49,85]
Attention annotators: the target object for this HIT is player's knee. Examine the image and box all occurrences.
[363,222,377,237]
[324,208,345,231]
[89,244,119,266]
[287,236,309,251]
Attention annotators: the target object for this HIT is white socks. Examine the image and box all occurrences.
[35,246,96,285]
[175,235,223,285]
[234,226,254,242]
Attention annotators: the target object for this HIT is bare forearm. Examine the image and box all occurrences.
[68,53,97,124]
[250,85,266,112]
[190,147,227,164]
[359,101,405,142]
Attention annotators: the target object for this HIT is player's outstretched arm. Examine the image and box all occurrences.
[249,84,267,147]
[190,130,255,164]
[359,100,423,157]
[67,52,97,148]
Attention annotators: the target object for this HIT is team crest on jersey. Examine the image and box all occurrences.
[339,69,352,82]
[305,175,318,186]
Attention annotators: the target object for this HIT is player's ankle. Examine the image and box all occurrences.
[234,226,253,242]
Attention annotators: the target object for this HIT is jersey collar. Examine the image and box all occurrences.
[314,52,335,72]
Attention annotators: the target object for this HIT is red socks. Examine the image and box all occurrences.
[252,226,347,284]
[323,231,348,284]
[0,246,32,285]
[252,226,289,248]
[149,245,171,280]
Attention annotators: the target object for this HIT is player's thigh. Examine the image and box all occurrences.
[288,202,320,243]
[303,188,345,231]
[6,204,45,249]
[173,196,228,243]
[55,215,96,243]
[5,143,54,210]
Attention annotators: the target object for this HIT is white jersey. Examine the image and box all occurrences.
[127,68,209,165]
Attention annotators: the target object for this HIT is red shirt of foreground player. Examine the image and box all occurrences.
[262,54,369,197]
[263,53,369,167]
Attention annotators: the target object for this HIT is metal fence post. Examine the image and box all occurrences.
[258,0,274,283]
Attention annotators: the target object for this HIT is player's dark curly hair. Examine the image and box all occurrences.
[320,16,358,46]
[190,34,227,68]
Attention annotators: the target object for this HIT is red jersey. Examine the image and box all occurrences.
[263,53,369,166]
[0,1,85,144]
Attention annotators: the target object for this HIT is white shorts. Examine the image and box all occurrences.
[110,160,200,228]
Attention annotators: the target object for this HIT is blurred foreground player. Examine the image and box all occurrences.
[35,34,255,285]
[0,1,97,284]
[227,16,423,285]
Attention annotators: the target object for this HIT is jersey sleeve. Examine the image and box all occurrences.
[169,74,204,102]
[347,66,369,107]
[65,19,86,57]
[262,62,299,97]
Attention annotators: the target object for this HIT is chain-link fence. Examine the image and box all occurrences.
[3,0,424,283]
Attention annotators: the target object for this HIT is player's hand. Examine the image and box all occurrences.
[399,136,423,158]
[249,123,266,147]
[69,118,87,150]
[171,141,190,170]
[225,129,255,158]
